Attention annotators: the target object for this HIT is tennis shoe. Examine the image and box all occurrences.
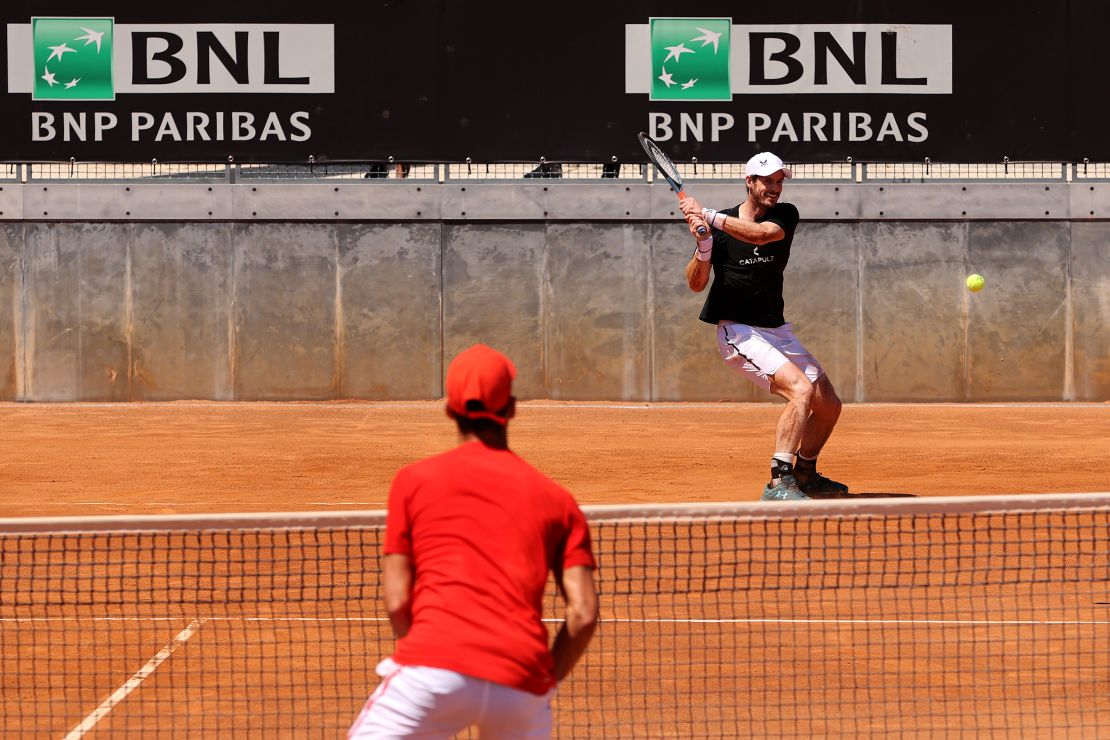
[794,469,849,498]
[761,474,811,501]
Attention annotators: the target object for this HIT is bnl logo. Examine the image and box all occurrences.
[33,18,113,100]
[16,19,334,98]
[650,18,730,102]
[634,20,952,97]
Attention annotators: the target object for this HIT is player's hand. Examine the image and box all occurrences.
[679,196,703,218]
[687,215,710,240]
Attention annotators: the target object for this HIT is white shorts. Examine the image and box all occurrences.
[716,321,824,392]
[348,659,554,739]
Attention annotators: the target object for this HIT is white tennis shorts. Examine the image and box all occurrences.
[348,659,554,739]
[717,321,824,392]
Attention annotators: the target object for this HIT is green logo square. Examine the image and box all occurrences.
[32,17,114,101]
[650,18,730,102]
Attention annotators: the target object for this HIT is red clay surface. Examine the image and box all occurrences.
[2,401,1109,737]
[0,401,1107,517]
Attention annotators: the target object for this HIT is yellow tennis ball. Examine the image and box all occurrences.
[966,274,985,292]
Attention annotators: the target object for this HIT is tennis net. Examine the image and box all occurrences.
[2,494,1109,738]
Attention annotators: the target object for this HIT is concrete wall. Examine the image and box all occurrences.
[0,182,1106,402]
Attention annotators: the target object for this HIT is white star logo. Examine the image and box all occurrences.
[663,43,694,64]
[64,78,80,89]
[41,66,58,87]
[658,65,676,88]
[690,27,723,54]
[681,78,699,90]
[74,27,105,53]
[46,43,77,63]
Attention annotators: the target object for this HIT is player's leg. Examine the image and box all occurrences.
[764,361,814,500]
[768,361,813,457]
[716,323,811,500]
[759,325,849,497]
[348,662,477,739]
[798,373,842,458]
[794,373,848,496]
[474,682,553,739]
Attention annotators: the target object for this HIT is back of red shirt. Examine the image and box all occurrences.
[383,440,596,695]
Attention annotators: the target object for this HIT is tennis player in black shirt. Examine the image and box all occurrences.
[679,152,848,501]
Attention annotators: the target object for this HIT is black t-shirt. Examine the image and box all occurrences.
[698,202,800,328]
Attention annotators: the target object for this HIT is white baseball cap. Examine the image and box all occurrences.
[745,152,793,178]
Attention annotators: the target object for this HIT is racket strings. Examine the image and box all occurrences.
[645,140,682,183]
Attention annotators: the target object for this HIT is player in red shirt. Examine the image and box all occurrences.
[349,344,599,738]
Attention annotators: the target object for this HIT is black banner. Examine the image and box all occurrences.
[2,1,1109,162]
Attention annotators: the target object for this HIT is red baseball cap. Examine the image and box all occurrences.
[445,344,517,425]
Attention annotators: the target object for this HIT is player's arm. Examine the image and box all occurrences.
[382,553,414,638]
[679,195,785,245]
[686,250,711,292]
[713,214,784,245]
[550,565,598,683]
[684,212,713,293]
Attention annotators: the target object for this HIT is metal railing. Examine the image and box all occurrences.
[1072,159,1110,180]
[26,160,230,182]
[237,162,440,181]
[863,160,1066,182]
[5,160,1110,183]
[444,161,643,181]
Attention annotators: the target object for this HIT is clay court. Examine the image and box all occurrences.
[2,401,1109,517]
[2,401,1109,737]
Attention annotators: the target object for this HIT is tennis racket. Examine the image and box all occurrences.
[638,132,708,238]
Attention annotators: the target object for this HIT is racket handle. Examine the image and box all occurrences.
[676,190,709,237]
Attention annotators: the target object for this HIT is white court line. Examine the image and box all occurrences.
[305,502,384,506]
[64,617,203,740]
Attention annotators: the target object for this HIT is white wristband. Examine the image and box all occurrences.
[701,208,725,230]
[695,237,713,262]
